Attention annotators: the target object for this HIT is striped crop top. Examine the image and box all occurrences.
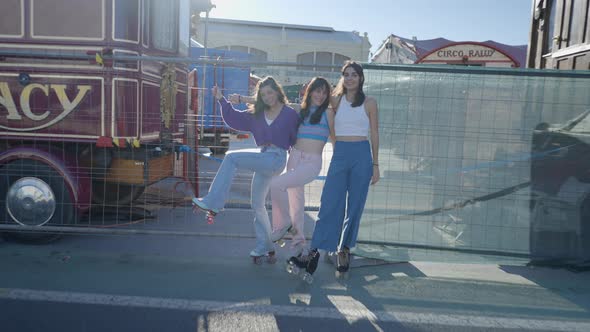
[296,108,330,142]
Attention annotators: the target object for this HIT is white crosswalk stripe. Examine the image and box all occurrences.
[1,288,589,331]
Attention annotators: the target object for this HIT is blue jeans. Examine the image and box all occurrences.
[311,141,373,252]
[200,146,287,253]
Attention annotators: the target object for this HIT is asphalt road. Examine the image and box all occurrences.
[1,208,590,332]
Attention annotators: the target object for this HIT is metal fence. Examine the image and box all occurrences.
[360,65,590,258]
[2,53,590,263]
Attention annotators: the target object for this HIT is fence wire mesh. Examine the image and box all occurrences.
[2,51,590,262]
[360,67,590,257]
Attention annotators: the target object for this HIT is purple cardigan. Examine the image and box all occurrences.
[218,97,299,150]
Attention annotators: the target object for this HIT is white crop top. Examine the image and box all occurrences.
[334,98,370,136]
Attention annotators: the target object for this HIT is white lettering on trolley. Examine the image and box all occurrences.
[0,82,91,131]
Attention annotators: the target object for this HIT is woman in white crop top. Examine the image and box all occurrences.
[289,61,380,279]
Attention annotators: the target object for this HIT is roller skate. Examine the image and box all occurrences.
[192,198,219,224]
[286,249,320,284]
[250,250,277,265]
[271,225,296,247]
[335,247,350,279]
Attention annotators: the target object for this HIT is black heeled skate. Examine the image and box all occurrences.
[286,249,320,284]
[336,247,350,278]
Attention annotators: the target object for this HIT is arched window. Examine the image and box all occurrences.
[297,52,314,70]
[230,45,249,54]
[297,52,351,71]
[249,47,268,62]
[333,53,351,71]
[226,46,268,67]
[315,52,332,71]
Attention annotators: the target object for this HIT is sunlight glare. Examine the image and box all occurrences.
[210,0,261,21]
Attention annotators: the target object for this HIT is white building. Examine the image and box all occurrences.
[371,35,420,64]
[193,18,371,85]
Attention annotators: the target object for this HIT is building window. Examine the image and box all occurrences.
[297,52,315,70]
[297,52,351,71]
[249,47,267,62]
[227,45,267,61]
[543,0,557,54]
[567,0,585,46]
[333,53,351,71]
[230,45,249,54]
[223,46,268,65]
[315,52,332,71]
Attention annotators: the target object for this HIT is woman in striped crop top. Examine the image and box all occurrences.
[289,61,380,279]
[231,77,333,257]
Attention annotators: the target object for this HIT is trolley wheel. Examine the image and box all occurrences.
[0,159,73,243]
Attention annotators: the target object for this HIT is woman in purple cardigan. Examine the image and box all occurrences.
[192,77,299,263]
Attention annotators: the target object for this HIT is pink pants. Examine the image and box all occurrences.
[271,148,322,246]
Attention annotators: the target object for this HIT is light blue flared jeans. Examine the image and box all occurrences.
[200,146,287,253]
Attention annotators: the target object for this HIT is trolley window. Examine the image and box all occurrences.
[178,0,190,56]
[142,0,150,47]
[114,0,139,43]
[0,0,23,37]
[150,0,178,52]
[32,0,103,40]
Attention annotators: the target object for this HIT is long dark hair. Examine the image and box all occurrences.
[251,76,288,116]
[299,77,331,125]
[333,60,365,107]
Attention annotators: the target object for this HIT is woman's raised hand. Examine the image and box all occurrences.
[211,85,223,100]
[228,93,240,104]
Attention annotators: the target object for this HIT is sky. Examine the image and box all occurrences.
[207,0,533,55]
